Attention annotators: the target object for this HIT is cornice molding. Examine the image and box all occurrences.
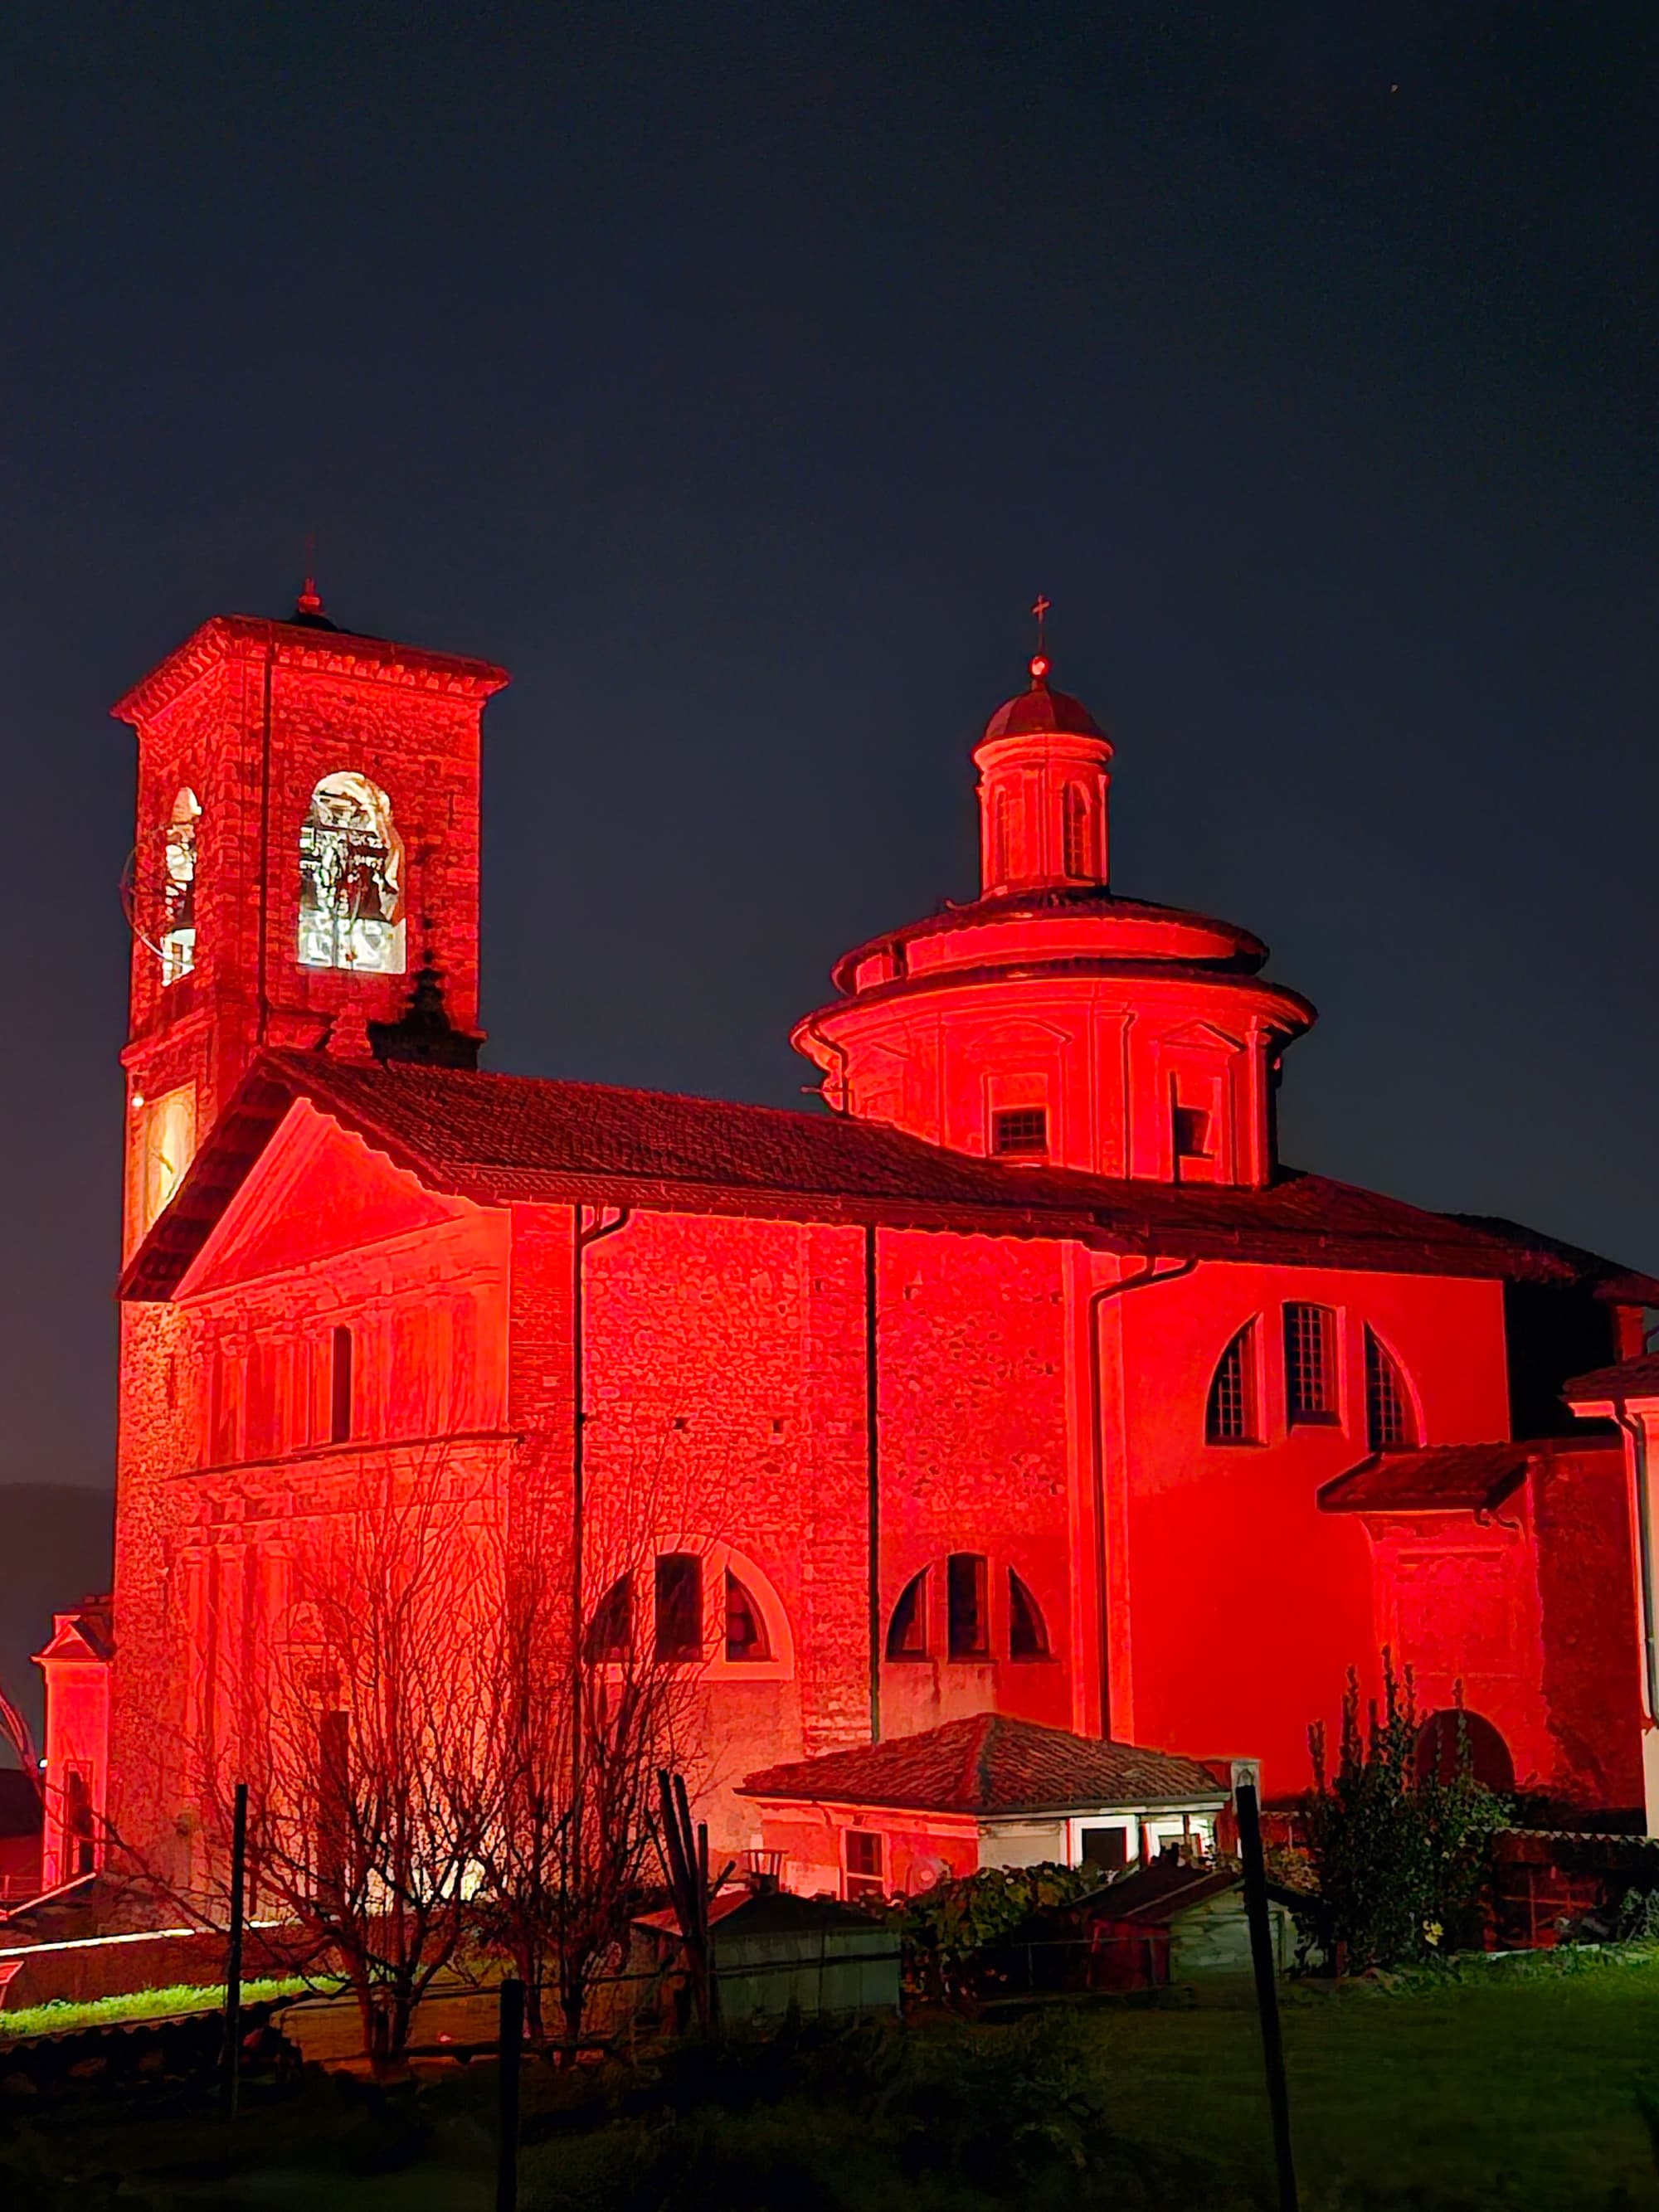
[111,614,511,725]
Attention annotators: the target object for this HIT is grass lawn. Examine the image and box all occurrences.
[1092,1954,1659,2209]
[5,1952,1659,2207]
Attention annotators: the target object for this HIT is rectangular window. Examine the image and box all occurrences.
[209,1348,240,1465]
[654,1553,703,1663]
[947,1553,989,1658]
[1173,1106,1211,1160]
[316,1710,350,1896]
[991,1106,1048,1158]
[329,1326,353,1445]
[844,1828,886,1902]
[1284,1304,1337,1425]
[1080,1825,1129,1873]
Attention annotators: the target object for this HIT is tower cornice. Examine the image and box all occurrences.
[111,612,510,725]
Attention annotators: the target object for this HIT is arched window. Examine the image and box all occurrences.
[992,788,1012,884]
[1365,1328,1416,1452]
[1205,1322,1258,1445]
[160,788,201,984]
[1008,1570,1051,1660]
[1283,1303,1337,1425]
[1062,783,1090,878]
[654,1553,703,1663]
[947,1553,989,1658]
[886,1570,929,1660]
[298,772,406,973]
[724,1570,771,1661]
[585,1574,633,1663]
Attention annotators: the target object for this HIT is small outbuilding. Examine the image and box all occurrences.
[740,1713,1234,1900]
[634,1884,901,2027]
[993,1856,1306,1995]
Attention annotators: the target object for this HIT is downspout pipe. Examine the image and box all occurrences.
[1087,1254,1198,1740]
[571,1204,633,1821]
[1615,1403,1658,1725]
[865,1222,880,1743]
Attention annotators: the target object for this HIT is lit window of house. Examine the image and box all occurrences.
[844,1828,886,1903]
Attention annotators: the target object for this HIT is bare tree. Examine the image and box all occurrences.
[108,1449,504,2069]
[477,1422,721,2053]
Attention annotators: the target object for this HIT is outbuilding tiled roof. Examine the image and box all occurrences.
[739,1714,1228,1817]
[1317,1437,1619,1516]
[1564,1353,1659,1403]
[122,1053,1659,1303]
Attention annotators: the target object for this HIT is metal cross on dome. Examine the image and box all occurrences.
[1029,594,1052,682]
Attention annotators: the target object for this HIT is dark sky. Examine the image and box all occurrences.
[2,3,1657,1491]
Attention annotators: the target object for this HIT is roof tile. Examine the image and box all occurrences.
[739,1714,1228,1816]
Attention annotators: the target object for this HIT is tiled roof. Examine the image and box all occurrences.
[1453,1215,1659,1309]
[1565,1353,1659,1403]
[739,1714,1228,1817]
[122,1054,1655,1302]
[1316,1438,1618,1516]
[635,1889,883,1942]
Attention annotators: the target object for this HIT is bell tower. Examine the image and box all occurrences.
[113,583,509,1257]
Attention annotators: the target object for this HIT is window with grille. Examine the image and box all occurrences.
[947,1553,990,1658]
[1204,1322,1258,1444]
[654,1553,703,1662]
[1365,1329,1415,1451]
[1284,1304,1337,1424]
[1063,784,1090,877]
[844,1828,886,1902]
[885,1570,928,1659]
[992,1107,1048,1158]
[1008,1569,1051,1659]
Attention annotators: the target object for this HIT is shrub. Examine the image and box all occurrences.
[882,1863,1103,2000]
[1304,1656,1510,1973]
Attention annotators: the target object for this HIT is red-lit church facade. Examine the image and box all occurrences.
[38,596,1659,1894]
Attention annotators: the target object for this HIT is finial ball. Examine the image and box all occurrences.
[1029,653,1050,685]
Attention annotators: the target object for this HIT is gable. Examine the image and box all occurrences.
[179,1099,474,1296]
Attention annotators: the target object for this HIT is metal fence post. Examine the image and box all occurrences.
[1235,1771,1297,2212]
[221,1780,248,2119]
[497,1976,524,2212]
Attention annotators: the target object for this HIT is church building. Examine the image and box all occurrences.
[36,588,1658,1894]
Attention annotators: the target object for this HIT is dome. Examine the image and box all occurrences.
[981,657,1107,743]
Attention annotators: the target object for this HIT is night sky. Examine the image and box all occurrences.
[2,5,1657,1493]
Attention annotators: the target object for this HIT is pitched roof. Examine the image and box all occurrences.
[1317,1438,1618,1516]
[739,1714,1228,1818]
[1453,1215,1659,1309]
[122,1054,1658,1303]
[1564,1353,1659,1404]
[635,1889,883,1942]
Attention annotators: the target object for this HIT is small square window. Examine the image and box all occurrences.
[992,1107,1048,1158]
[1174,1106,1211,1159]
